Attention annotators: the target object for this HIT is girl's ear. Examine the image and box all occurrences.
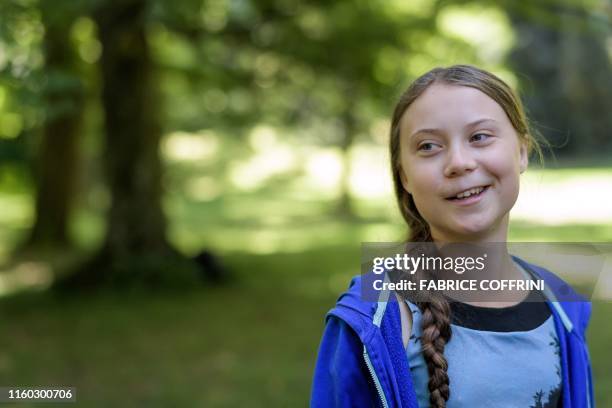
[519,140,528,174]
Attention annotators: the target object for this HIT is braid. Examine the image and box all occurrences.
[395,257,452,407]
[391,239,453,408]
[418,296,452,408]
[391,253,453,408]
[407,222,453,407]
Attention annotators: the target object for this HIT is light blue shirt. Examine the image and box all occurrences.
[406,300,562,408]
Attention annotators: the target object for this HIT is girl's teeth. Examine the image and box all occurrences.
[455,187,484,199]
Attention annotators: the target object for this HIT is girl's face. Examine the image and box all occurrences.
[399,83,528,242]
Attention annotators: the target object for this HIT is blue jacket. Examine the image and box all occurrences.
[311,257,594,407]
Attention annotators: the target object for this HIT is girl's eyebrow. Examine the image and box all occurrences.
[466,118,499,129]
[409,118,499,139]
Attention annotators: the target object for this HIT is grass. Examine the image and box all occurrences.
[0,245,610,407]
[0,248,349,407]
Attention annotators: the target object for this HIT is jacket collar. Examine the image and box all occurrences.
[333,256,579,334]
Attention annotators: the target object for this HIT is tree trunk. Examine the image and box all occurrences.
[97,0,167,256]
[337,107,356,218]
[26,13,83,249]
[57,0,198,288]
[336,85,358,219]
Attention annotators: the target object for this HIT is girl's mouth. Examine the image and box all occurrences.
[446,185,490,204]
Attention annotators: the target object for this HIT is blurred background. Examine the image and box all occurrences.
[0,0,611,406]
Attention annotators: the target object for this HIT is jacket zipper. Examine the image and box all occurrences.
[363,346,389,408]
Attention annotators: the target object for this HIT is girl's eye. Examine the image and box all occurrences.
[470,133,491,143]
[418,142,439,152]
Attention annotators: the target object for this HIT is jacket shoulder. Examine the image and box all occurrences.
[515,257,592,337]
[327,276,377,323]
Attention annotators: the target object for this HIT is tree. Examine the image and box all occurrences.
[26,1,86,249]
[507,2,612,156]
[160,0,442,217]
[58,0,199,288]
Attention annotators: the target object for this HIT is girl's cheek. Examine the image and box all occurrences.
[411,166,436,189]
[482,144,521,175]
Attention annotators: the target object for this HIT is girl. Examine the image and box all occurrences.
[311,65,593,407]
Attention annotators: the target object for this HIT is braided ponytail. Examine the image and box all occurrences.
[408,226,453,408]
[418,292,452,407]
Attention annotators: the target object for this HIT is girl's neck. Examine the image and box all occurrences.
[430,222,529,307]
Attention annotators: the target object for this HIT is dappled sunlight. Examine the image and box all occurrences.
[249,125,277,150]
[405,52,441,80]
[170,217,399,256]
[193,225,347,255]
[185,176,221,202]
[359,223,404,242]
[164,131,612,228]
[228,126,297,191]
[373,46,407,86]
[0,112,23,139]
[387,0,434,18]
[349,144,392,199]
[0,261,53,296]
[248,230,285,255]
[513,170,612,224]
[162,130,219,163]
[72,17,102,64]
[0,193,32,229]
[296,143,391,199]
[304,149,343,191]
[437,5,514,67]
[369,119,391,145]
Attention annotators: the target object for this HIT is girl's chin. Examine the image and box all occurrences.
[436,220,499,241]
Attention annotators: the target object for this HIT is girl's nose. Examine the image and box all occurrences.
[443,145,477,177]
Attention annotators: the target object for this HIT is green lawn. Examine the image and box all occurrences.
[0,248,348,407]
[1,240,611,407]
